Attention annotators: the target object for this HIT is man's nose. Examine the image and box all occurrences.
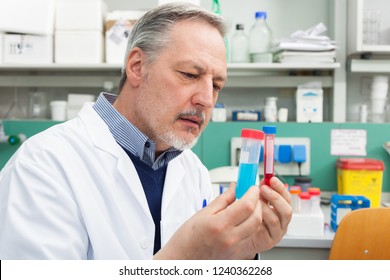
[193,79,215,108]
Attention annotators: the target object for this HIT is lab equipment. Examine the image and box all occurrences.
[337,158,384,207]
[299,192,311,214]
[296,82,323,123]
[308,187,321,213]
[277,108,288,122]
[5,89,26,119]
[249,11,273,63]
[50,100,68,121]
[289,186,301,213]
[262,125,276,186]
[359,104,368,123]
[264,97,277,122]
[0,121,26,145]
[370,75,388,123]
[231,23,249,63]
[293,176,312,192]
[211,103,227,122]
[29,92,48,119]
[330,194,370,231]
[232,110,261,121]
[235,128,264,199]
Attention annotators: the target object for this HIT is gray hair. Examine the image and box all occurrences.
[116,2,228,93]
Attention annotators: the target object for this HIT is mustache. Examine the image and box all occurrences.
[176,109,206,126]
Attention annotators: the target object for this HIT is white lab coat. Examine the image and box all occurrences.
[0,103,213,259]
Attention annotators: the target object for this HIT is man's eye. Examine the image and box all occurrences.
[181,72,197,79]
[213,84,221,92]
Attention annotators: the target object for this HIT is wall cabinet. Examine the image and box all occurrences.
[348,0,390,73]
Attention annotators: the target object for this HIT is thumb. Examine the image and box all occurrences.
[205,182,237,214]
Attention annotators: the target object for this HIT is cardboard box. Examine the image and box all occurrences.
[3,34,53,64]
[55,0,107,31]
[296,85,323,123]
[105,10,146,64]
[55,31,103,64]
[0,0,55,35]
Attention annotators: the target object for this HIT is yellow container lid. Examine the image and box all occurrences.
[337,158,384,171]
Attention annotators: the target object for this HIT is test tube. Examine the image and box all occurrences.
[308,187,321,213]
[235,128,264,199]
[262,125,276,186]
[289,186,302,213]
[299,192,311,214]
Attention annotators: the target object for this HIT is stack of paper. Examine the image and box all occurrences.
[273,23,336,64]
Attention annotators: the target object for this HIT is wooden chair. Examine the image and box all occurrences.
[329,207,390,260]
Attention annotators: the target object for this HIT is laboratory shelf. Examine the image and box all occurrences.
[0,62,341,72]
[349,58,390,73]
[0,63,340,88]
[227,62,341,71]
[0,63,123,71]
[0,61,343,121]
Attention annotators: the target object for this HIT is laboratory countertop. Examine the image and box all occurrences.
[277,231,335,249]
[276,204,335,249]
[275,192,390,249]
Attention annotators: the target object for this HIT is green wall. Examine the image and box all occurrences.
[196,122,390,192]
[1,120,390,193]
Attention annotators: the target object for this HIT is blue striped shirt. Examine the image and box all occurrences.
[93,92,182,169]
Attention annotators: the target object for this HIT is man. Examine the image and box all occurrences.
[0,3,291,260]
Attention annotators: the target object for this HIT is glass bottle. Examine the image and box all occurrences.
[249,11,273,63]
[231,24,249,63]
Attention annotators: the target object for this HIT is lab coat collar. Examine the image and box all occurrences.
[77,103,154,223]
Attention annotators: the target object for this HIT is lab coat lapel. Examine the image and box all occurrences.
[79,103,153,221]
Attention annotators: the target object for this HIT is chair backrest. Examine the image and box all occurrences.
[329,208,390,260]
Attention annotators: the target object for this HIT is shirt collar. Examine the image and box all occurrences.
[93,92,182,169]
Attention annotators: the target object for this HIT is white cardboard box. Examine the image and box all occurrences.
[105,10,146,64]
[0,0,55,35]
[296,87,324,123]
[3,34,53,64]
[55,0,107,31]
[55,31,103,64]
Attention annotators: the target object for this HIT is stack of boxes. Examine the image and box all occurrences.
[54,0,107,64]
[104,10,146,64]
[0,0,55,64]
[0,0,148,66]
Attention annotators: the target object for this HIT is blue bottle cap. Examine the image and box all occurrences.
[262,125,276,134]
[255,11,267,19]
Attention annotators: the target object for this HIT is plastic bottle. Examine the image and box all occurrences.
[262,125,276,186]
[236,128,264,199]
[231,24,250,63]
[299,192,311,214]
[264,96,278,122]
[308,187,321,213]
[249,11,273,63]
[289,186,301,213]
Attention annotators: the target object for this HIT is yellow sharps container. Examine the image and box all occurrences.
[337,158,385,207]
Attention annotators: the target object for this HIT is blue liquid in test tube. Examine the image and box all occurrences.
[235,129,264,199]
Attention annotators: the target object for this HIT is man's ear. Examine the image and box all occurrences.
[124,47,144,87]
